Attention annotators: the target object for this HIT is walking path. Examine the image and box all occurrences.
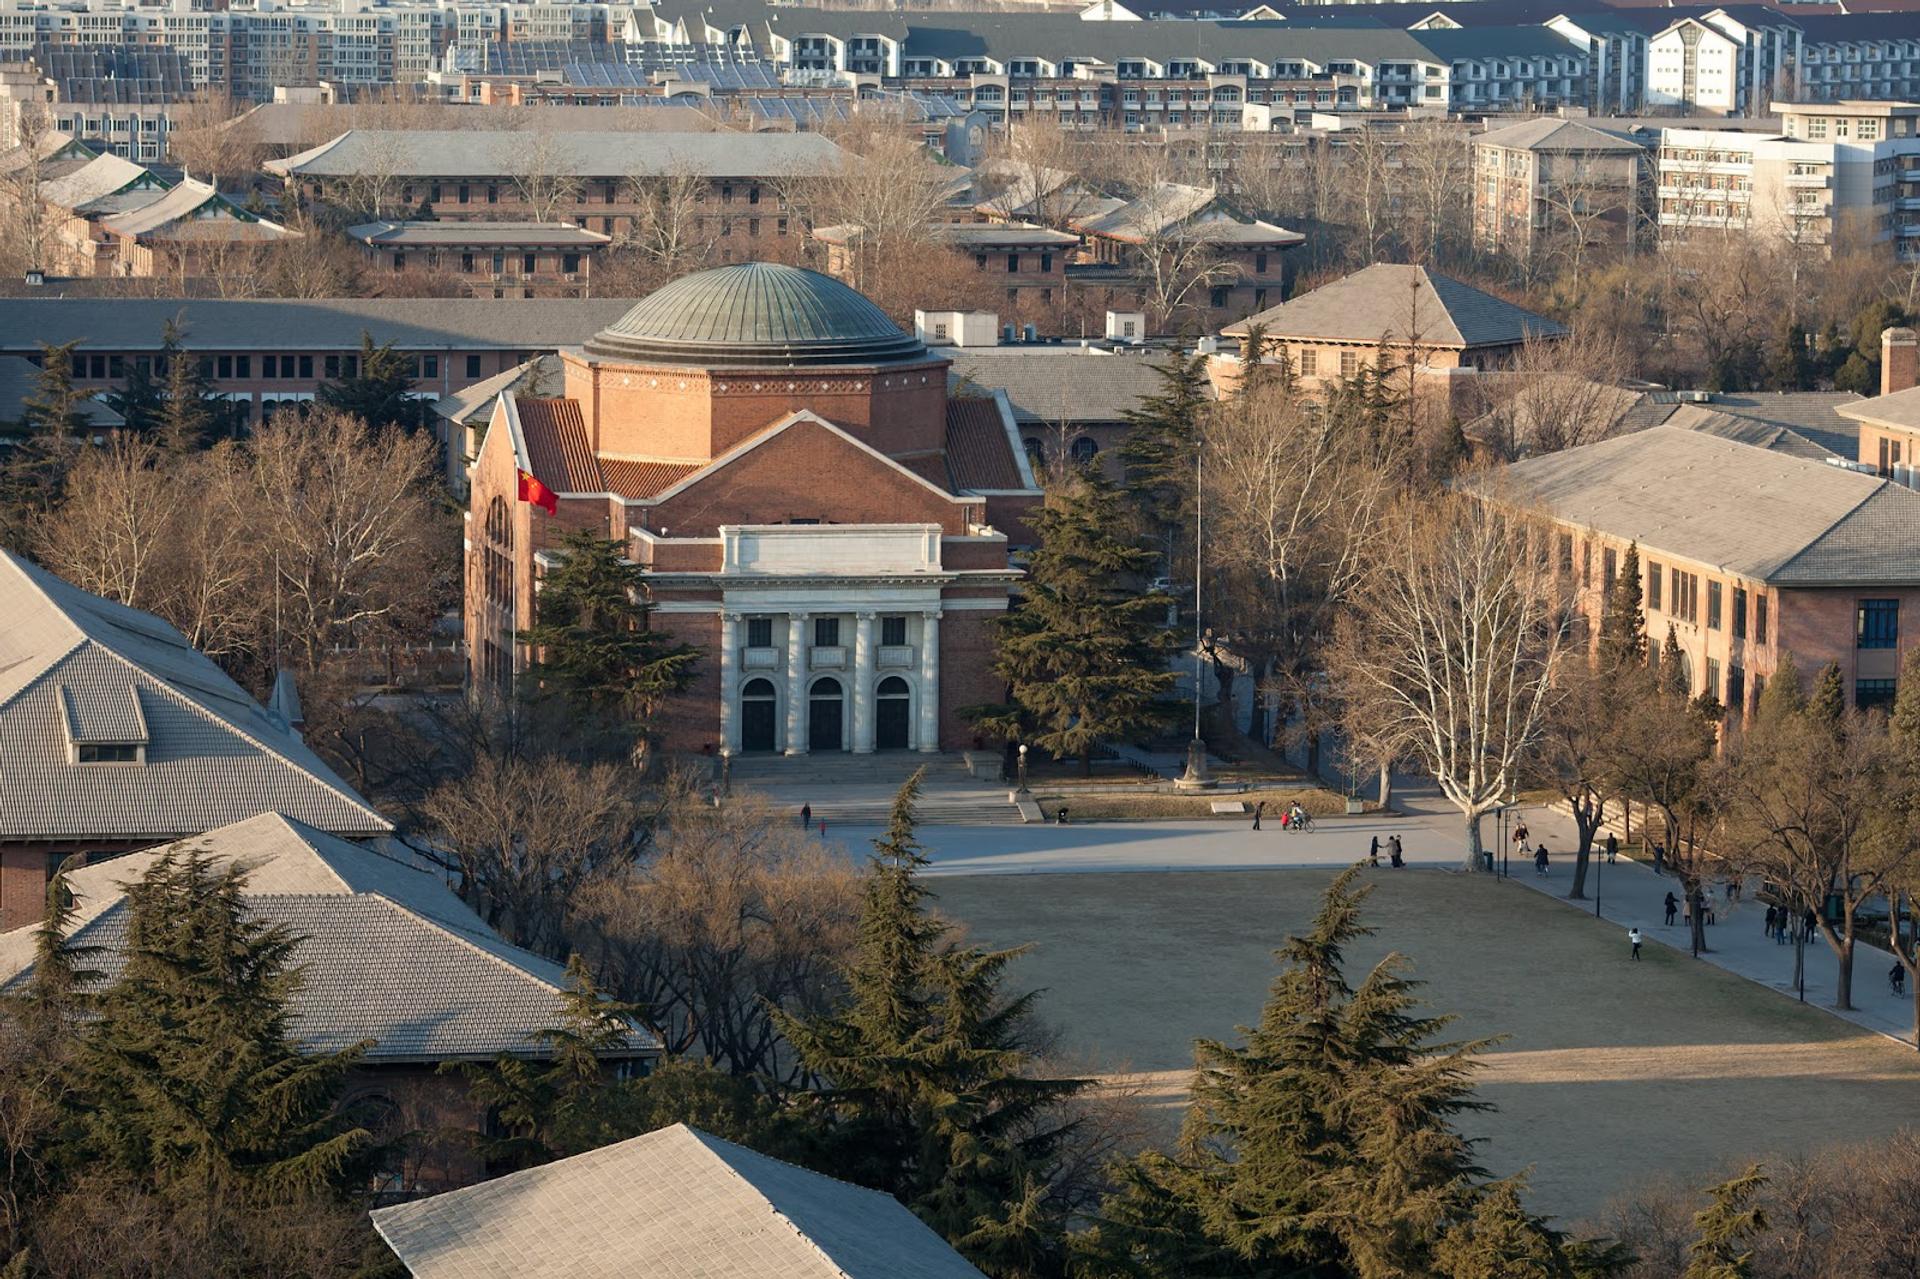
[818,788,1917,1047]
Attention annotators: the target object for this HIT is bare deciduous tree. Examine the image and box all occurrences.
[1332,491,1569,869]
[509,129,586,224]
[571,792,861,1084]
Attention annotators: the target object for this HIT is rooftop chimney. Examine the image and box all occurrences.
[1883,326,1918,397]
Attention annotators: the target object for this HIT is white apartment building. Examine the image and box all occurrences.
[1647,11,1797,115]
[1657,101,1920,255]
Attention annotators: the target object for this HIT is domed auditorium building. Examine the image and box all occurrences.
[463,263,1041,755]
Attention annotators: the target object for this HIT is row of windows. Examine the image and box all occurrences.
[66,350,488,383]
[391,251,583,276]
[742,616,912,648]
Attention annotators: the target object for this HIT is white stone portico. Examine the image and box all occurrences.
[697,524,960,755]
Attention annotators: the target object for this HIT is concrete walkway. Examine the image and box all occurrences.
[820,792,1920,1048]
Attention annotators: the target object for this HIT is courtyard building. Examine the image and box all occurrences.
[347,220,612,299]
[464,262,1039,757]
[1471,117,1651,263]
[0,550,389,933]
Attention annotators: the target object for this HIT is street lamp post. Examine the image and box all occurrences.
[1016,743,1029,796]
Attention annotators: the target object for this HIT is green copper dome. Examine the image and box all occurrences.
[584,262,928,368]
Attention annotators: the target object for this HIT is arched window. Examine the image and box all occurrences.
[1071,436,1099,464]
[743,677,777,698]
[875,676,912,751]
[877,675,910,696]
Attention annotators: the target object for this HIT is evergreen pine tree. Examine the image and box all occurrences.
[158,319,219,452]
[1598,543,1648,671]
[317,331,419,431]
[1769,322,1812,392]
[105,357,166,435]
[456,956,649,1169]
[775,773,1088,1272]
[1808,660,1846,730]
[1117,351,1208,547]
[1080,871,1622,1279]
[21,341,92,436]
[1755,651,1805,727]
[519,527,700,751]
[1433,1179,1631,1279]
[1888,647,1920,780]
[1659,626,1690,698]
[69,850,372,1206]
[1682,1165,1768,1279]
[990,473,1178,772]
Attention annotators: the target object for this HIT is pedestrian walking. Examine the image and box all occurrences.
[1368,836,1381,867]
[1682,894,1693,929]
[1252,801,1264,831]
[1534,843,1549,877]
[800,802,812,829]
[1606,832,1619,864]
[1514,820,1530,847]
[1764,905,1778,939]
[818,820,827,839]
[1776,909,1790,945]
[1804,908,1818,941]
[1652,840,1665,876]
[1389,835,1404,868]
[1664,892,1678,926]
[1629,927,1643,961]
[1892,961,1907,998]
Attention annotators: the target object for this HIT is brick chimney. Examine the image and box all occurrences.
[1882,326,1919,396]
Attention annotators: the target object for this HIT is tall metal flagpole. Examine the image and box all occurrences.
[1179,441,1211,789]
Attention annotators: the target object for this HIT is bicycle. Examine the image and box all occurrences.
[1287,812,1316,834]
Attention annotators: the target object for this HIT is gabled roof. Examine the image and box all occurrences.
[98,180,296,243]
[432,355,563,427]
[0,813,657,1064]
[1222,263,1565,348]
[268,129,846,181]
[945,396,1034,492]
[1838,382,1920,431]
[371,1123,987,1278]
[38,152,166,213]
[0,552,387,841]
[513,396,703,500]
[1473,117,1650,152]
[1492,425,1920,586]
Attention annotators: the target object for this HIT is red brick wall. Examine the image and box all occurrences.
[939,607,1005,749]
[643,420,971,537]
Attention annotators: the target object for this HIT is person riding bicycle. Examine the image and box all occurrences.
[1287,801,1308,831]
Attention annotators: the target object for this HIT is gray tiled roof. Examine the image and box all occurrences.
[0,812,657,1063]
[0,552,387,841]
[0,298,634,354]
[372,1123,988,1279]
[1493,425,1920,586]
[38,153,163,212]
[1839,383,1920,431]
[945,345,1189,424]
[348,221,612,248]
[1474,117,1651,153]
[268,129,846,181]
[1659,405,1839,461]
[1664,390,1862,458]
[1224,263,1564,347]
[433,355,562,426]
[0,355,122,429]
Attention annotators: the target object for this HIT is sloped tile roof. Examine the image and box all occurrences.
[945,396,1030,491]
[268,129,846,181]
[516,396,602,492]
[371,1123,987,1279]
[1474,117,1650,153]
[99,181,296,243]
[432,356,562,427]
[0,552,387,841]
[946,346,1192,425]
[1491,425,1920,585]
[597,458,702,498]
[0,813,656,1063]
[38,152,164,213]
[347,221,612,248]
[1222,263,1564,348]
[1659,405,1838,460]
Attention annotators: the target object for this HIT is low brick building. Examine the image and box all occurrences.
[465,262,1039,756]
[1220,263,1565,396]
[348,220,613,298]
[0,550,390,933]
[1495,425,1920,721]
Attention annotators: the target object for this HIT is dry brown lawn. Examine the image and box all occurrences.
[928,868,1920,1226]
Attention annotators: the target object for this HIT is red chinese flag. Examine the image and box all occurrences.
[517,468,559,516]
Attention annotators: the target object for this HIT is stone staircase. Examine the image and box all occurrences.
[721,751,1021,825]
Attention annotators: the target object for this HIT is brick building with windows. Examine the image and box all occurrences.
[1219,262,1564,396]
[1493,425,1920,723]
[347,220,612,298]
[465,262,1039,757]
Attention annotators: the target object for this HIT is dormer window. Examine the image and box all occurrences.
[60,683,148,765]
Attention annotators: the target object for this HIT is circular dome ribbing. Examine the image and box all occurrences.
[584,262,928,368]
